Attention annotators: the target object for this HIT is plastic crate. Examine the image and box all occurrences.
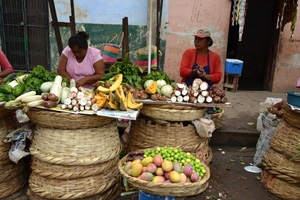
[225,59,243,74]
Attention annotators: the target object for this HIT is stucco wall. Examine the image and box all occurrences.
[162,0,232,84]
[273,22,300,92]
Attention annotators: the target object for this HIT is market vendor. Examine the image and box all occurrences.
[57,31,105,89]
[0,50,14,84]
[179,29,222,88]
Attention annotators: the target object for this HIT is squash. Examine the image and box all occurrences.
[95,96,107,108]
[108,101,119,110]
[126,91,143,109]
[145,81,157,94]
[109,74,123,92]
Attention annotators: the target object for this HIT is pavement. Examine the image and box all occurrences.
[1,90,287,200]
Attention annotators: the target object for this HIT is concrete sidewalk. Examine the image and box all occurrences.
[211,90,286,147]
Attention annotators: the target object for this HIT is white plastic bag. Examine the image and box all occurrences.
[3,124,33,163]
[16,109,30,123]
[192,116,215,138]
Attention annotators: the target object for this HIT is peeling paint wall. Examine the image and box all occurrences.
[162,0,232,83]
[273,23,300,92]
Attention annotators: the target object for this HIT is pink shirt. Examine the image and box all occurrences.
[0,50,14,73]
[62,46,103,89]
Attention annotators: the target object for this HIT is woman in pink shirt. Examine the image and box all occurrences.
[57,31,105,89]
[0,50,14,84]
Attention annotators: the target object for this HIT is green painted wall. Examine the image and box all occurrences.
[49,23,165,70]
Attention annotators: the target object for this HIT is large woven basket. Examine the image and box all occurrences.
[0,172,27,199]
[262,147,300,185]
[283,101,300,129]
[128,116,212,164]
[0,105,16,118]
[0,159,26,183]
[0,115,18,161]
[269,118,300,162]
[27,180,122,200]
[118,155,210,197]
[28,167,120,200]
[26,107,114,129]
[140,104,206,121]
[30,155,119,180]
[30,122,121,165]
[261,170,300,200]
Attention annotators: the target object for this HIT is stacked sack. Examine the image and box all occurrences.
[26,108,122,200]
[261,102,300,200]
[0,106,28,199]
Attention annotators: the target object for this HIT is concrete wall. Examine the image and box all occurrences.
[273,22,300,92]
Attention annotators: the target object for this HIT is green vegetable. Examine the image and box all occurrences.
[142,71,174,86]
[101,61,143,89]
[214,107,223,113]
[12,84,25,97]
[0,93,6,102]
[6,94,16,101]
[144,80,154,89]
[0,85,12,94]
[3,73,17,84]
[160,84,174,98]
[40,81,54,93]
[156,79,167,89]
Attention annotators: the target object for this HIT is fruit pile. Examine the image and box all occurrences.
[122,147,207,184]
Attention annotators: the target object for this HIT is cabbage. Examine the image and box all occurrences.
[161,84,174,98]
[156,79,167,89]
[143,80,154,89]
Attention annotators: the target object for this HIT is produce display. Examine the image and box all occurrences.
[122,147,207,184]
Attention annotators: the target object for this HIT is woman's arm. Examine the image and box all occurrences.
[57,54,73,82]
[180,50,194,81]
[0,51,14,78]
[75,59,105,87]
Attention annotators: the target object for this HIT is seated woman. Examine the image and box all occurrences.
[57,31,105,89]
[179,29,222,88]
[0,50,14,84]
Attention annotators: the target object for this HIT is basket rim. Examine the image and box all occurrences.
[118,153,210,197]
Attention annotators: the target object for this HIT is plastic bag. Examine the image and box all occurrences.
[3,124,33,163]
[16,109,30,123]
[192,116,216,138]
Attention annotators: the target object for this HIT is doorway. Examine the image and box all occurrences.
[0,0,50,72]
[226,0,279,91]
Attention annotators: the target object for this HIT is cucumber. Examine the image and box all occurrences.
[12,84,25,97]
[3,73,17,84]
[0,85,12,94]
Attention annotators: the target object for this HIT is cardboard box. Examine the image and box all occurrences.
[225,59,243,74]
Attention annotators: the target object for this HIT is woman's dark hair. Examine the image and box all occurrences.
[68,31,89,49]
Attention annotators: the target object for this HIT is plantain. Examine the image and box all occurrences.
[109,74,123,92]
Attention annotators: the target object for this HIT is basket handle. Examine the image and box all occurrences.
[106,31,124,47]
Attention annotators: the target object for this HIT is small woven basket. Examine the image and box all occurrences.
[0,159,26,183]
[283,101,300,129]
[26,107,114,129]
[262,147,300,185]
[28,167,120,200]
[209,109,224,129]
[261,170,300,200]
[140,104,206,122]
[30,155,119,180]
[128,116,212,164]
[30,122,121,165]
[27,180,122,200]
[0,172,27,199]
[269,117,300,162]
[118,155,210,197]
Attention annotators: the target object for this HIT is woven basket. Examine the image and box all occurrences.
[27,180,122,200]
[193,144,213,165]
[30,122,121,165]
[209,109,224,129]
[129,116,210,157]
[269,118,300,162]
[283,101,300,129]
[26,107,114,129]
[30,155,119,180]
[0,159,26,183]
[0,142,10,161]
[118,155,210,197]
[0,115,18,161]
[261,170,300,200]
[0,105,16,118]
[0,172,27,199]
[262,147,300,185]
[28,166,120,200]
[140,104,206,122]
